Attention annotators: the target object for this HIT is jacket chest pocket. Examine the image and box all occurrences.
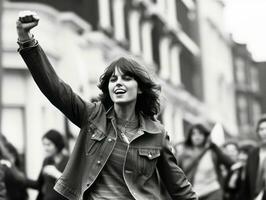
[137,148,160,177]
[86,124,106,156]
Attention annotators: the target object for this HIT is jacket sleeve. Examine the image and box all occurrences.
[23,160,46,190]
[24,157,54,190]
[157,132,198,200]
[19,42,96,127]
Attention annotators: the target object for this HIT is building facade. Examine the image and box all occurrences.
[232,42,261,140]
[258,62,266,114]
[197,0,238,135]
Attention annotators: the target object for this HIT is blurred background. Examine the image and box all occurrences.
[0,0,265,199]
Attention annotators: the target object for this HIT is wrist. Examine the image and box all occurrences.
[17,29,33,42]
[17,34,37,49]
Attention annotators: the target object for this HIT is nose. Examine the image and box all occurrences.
[115,77,123,86]
[116,82,122,87]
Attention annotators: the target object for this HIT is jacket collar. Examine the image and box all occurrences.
[106,106,162,134]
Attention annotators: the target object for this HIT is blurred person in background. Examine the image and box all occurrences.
[222,141,239,162]
[177,124,234,200]
[15,10,197,200]
[0,134,10,200]
[173,141,185,158]
[26,129,69,200]
[0,130,69,200]
[241,115,266,200]
[222,141,246,200]
[0,134,28,200]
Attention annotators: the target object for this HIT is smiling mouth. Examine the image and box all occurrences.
[114,89,126,94]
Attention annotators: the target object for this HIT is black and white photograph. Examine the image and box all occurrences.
[0,0,266,199]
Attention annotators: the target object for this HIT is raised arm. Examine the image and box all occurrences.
[16,11,95,127]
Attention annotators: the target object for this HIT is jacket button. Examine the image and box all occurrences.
[97,160,101,165]
[108,138,112,142]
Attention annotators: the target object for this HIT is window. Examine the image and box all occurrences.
[176,0,197,44]
[252,100,261,126]
[235,58,246,85]
[237,96,248,127]
[250,67,259,92]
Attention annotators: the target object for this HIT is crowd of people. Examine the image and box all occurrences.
[0,119,264,200]
[0,9,263,200]
[173,117,266,200]
[0,129,69,200]
[176,124,234,200]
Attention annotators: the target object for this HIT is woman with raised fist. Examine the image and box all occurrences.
[16,11,197,200]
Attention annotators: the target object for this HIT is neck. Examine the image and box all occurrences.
[114,103,137,121]
[193,146,204,151]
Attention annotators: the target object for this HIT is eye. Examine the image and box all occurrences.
[122,75,133,81]
[109,75,117,82]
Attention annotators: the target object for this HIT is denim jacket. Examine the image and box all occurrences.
[19,42,197,200]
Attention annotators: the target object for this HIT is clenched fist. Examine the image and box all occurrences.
[16,10,40,42]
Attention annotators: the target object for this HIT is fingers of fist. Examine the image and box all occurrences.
[18,10,39,23]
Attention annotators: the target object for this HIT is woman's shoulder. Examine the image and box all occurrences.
[82,101,106,124]
[85,101,102,115]
[139,115,166,135]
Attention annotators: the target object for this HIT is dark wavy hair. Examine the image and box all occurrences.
[42,129,65,153]
[184,124,210,147]
[98,57,161,118]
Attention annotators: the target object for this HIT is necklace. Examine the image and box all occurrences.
[116,118,139,143]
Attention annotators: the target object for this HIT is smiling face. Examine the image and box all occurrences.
[191,128,206,147]
[42,137,58,158]
[108,67,140,106]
